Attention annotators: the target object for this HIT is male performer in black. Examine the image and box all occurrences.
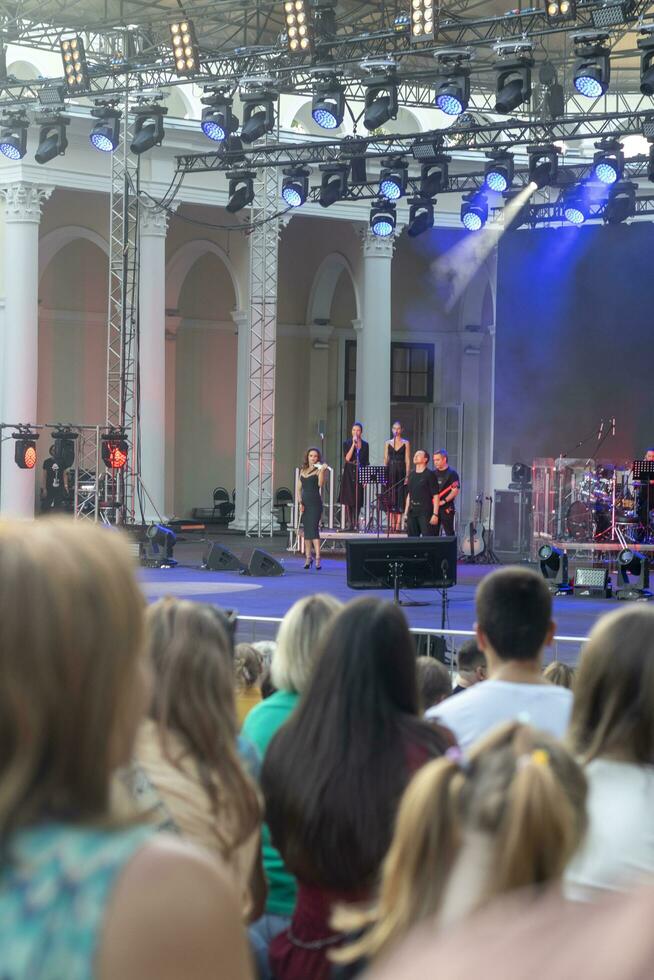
[404,450,439,537]
[41,445,68,512]
[432,449,460,537]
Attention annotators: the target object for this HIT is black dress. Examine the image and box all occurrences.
[386,441,408,513]
[300,471,323,539]
[338,440,370,508]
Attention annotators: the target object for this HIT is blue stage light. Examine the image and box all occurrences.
[461,192,488,231]
[281,167,309,209]
[436,92,464,115]
[462,210,482,231]
[0,114,28,160]
[380,176,402,200]
[486,168,508,192]
[563,194,587,225]
[594,160,618,184]
[370,200,396,237]
[574,73,604,98]
[202,118,226,141]
[90,130,115,152]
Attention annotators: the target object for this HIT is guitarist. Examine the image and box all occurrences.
[432,449,460,537]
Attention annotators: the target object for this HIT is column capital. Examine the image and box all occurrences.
[351,318,363,332]
[230,309,249,332]
[139,203,170,237]
[0,182,52,223]
[360,227,396,258]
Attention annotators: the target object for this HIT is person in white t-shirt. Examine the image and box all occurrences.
[565,605,654,902]
[426,567,572,749]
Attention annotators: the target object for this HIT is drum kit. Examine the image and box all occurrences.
[556,458,654,544]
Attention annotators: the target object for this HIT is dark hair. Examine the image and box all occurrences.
[476,568,552,662]
[391,421,402,430]
[457,640,486,673]
[302,446,322,469]
[262,598,448,891]
[433,448,448,460]
[415,449,429,461]
[352,422,363,432]
[260,666,277,700]
[415,657,451,711]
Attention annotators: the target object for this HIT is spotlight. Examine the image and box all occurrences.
[573,37,611,98]
[460,192,488,231]
[563,187,588,225]
[130,105,167,155]
[311,75,345,130]
[13,428,39,470]
[603,181,636,224]
[281,167,309,208]
[51,426,78,469]
[528,145,560,188]
[407,197,434,237]
[0,112,28,160]
[146,523,178,566]
[434,66,470,116]
[34,113,69,165]
[410,0,436,42]
[240,90,276,143]
[363,73,398,131]
[60,35,90,94]
[546,0,576,22]
[495,58,533,113]
[379,157,408,201]
[484,152,514,192]
[591,139,623,184]
[639,33,654,96]
[538,544,571,594]
[616,548,651,600]
[319,163,348,207]
[201,91,238,142]
[283,0,313,54]
[169,19,199,76]
[226,170,256,213]
[101,429,128,470]
[591,0,636,27]
[419,157,450,195]
[370,200,396,237]
[90,105,121,152]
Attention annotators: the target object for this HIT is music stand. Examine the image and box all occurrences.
[632,460,654,542]
[359,465,388,533]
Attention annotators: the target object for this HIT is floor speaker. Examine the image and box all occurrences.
[203,542,247,573]
[248,548,285,577]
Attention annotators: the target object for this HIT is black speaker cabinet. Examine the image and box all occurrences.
[203,542,247,573]
[248,549,285,577]
[494,490,532,558]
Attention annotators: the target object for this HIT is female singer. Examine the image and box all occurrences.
[338,422,369,532]
[384,421,411,533]
[298,448,328,569]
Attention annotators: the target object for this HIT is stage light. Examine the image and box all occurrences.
[311,75,345,129]
[591,0,636,27]
[407,197,434,237]
[563,188,588,225]
[13,428,39,470]
[419,157,450,196]
[363,74,398,131]
[281,167,309,207]
[573,38,611,98]
[169,19,199,76]
[639,33,654,95]
[0,112,28,160]
[284,0,313,54]
[495,58,533,113]
[538,544,571,593]
[460,192,488,231]
[603,181,636,224]
[240,91,276,143]
[484,152,514,192]
[546,0,576,22]
[379,157,408,201]
[434,67,470,116]
[410,0,435,42]
[200,92,238,142]
[370,200,396,237]
[34,114,69,164]
[319,164,347,207]
[528,145,560,188]
[101,429,128,470]
[60,35,90,94]
[616,548,651,600]
[226,171,256,213]
[51,426,78,469]
[130,105,167,154]
[591,139,623,184]
[90,105,121,152]
[146,523,178,566]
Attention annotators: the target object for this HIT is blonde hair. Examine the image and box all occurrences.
[569,605,654,764]
[0,519,145,853]
[543,661,576,690]
[271,594,342,694]
[333,722,587,966]
[234,643,263,692]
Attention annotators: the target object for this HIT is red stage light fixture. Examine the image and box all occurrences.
[13,428,40,469]
[101,429,128,470]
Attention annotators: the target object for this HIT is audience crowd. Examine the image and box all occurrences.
[0,518,652,980]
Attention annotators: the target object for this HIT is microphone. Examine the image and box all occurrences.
[611,417,616,436]
[597,419,604,441]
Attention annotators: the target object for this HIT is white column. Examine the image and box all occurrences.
[232,308,249,529]
[0,182,52,518]
[138,205,169,522]
[356,229,394,463]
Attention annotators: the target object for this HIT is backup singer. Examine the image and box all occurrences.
[384,421,411,533]
[338,422,369,531]
[298,448,328,569]
[403,450,439,537]
[432,449,460,537]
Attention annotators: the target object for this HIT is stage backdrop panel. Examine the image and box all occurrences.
[494,223,654,466]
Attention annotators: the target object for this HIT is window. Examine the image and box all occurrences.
[344,340,357,401]
[344,340,434,404]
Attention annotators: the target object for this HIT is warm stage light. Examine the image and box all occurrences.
[370,200,396,237]
[60,35,90,94]
[101,430,128,470]
[13,429,39,469]
[284,0,313,54]
[169,19,199,76]
[546,0,576,22]
[410,0,435,42]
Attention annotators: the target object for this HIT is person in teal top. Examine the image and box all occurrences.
[243,594,341,980]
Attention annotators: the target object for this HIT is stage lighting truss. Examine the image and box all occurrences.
[60,35,90,94]
[200,90,239,143]
[318,162,348,207]
[410,0,435,43]
[0,111,28,160]
[226,170,256,213]
[12,427,39,470]
[362,69,398,132]
[284,0,313,54]
[407,196,434,237]
[573,34,611,99]
[603,180,636,223]
[528,144,560,188]
[616,547,651,600]
[638,32,654,96]
[34,112,69,165]
[370,199,397,237]
[90,103,121,152]
[240,89,277,143]
[546,0,576,23]
[460,191,488,231]
[101,428,128,470]
[484,151,514,192]
[169,19,199,76]
[379,156,408,201]
[311,74,345,130]
[433,52,471,117]
[130,103,167,155]
[494,55,533,114]
[591,138,624,184]
[281,166,310,207]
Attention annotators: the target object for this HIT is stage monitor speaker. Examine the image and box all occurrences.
[203,542,247,573]
[494,490,532,557]
[573,566,611,598]
[248,548,285,577]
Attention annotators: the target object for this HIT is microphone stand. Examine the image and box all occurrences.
[354,443,360,533]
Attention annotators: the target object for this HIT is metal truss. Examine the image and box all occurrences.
[73,425,101,522]
[245,157,279,537]
[510,192,654,225]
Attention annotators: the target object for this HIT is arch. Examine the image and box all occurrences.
[459,260,496,331]
[7,60,39,80]
[164,86,192,119]
[166,239,242,312]
[39,226,109,283]
[307,252,360,325]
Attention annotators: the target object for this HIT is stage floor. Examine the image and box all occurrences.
[137,532,628,666]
